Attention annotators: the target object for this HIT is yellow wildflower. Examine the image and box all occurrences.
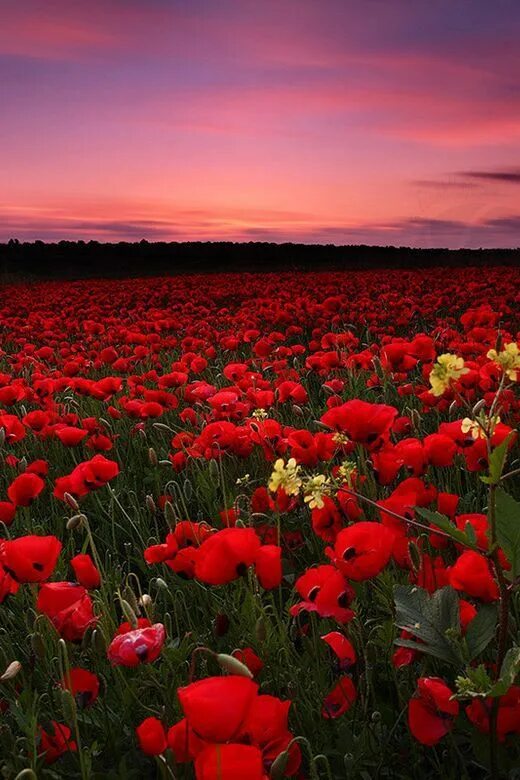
[268,458,302,496]
[461,415,500,440]
[303,474,331,509]
[487,342,520,382]
[429,353,468,396]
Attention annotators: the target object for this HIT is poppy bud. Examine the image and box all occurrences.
[31,633,46,659]
[0,660,22,681]
[148,448,158,466]
[472,399,486,415]
[164,501,176,529]
[216,653,253,678]
[64,492,80,510]
[122,586,139,614]
[14,770,37,780]
[120,599,138,629]
[270,748,290,779]
[152,422,174,432]
[139,594,153,609]
[67,513,86,530]
[255,616,267,642]
[408,541,422,573]
[61,689,77,723]
[145,495,156,513]
[183,479,193,501]
[91,629,106,654]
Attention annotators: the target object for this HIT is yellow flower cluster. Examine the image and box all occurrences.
[461,415,500,440]
[429,353,468,396]
[303,474,331,510]
[268,460,331,509]
[487,342,520,382]
[268,458,302,496]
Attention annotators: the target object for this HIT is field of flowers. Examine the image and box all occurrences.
[0,266,519,780]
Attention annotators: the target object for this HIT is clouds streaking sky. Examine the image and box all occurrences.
[1,0,519,248]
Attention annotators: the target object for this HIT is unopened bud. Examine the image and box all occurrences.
[139,593,153,609]
[64,492,80,510]
[0,661,22,682]
[15,770,38,780]
[270,749,290,779]
[148,447,158,467]
[120,599,138,628]
[145,495,156,513]
[31,633,45,659]
[153,422,174,433]
[183,479,193,501]
[61,688,77,722]
[216,653,253,678]
[91,629,106,654]
[18,457,28,473]
[67,513,86,530]
[155,577,169,591]
[472,398,486,415]
[164,501,176,529]
[255,616,267,642]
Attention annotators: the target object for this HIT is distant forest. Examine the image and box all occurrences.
[0,240,518,281]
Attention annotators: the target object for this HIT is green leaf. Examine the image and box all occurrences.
[393,584,462,665]
[465,605,497,660]
[494,488,520,577]
[481,433,514,485]
[415,507,475,548]
[489,646,520,697]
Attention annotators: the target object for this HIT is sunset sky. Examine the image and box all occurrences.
[1,0,519,247]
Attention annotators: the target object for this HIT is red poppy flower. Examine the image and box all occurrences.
[136,717,168,755]
[291,564,355,623]
[7,472,45,507]
[108,623,165,667]
[255,544,282,589]
[408,677,459,746]
[55,426,88,446]
[332,522,394,581]
[39,721,77,764]
[0,534,61,582]
[466,686,520,741]
[321,399,397,449]
[449,550,499,602]
[0,565,19,602]
[37,582,96,641]
[194,528,261,586]
[70,553,101,589]
[232,647,264,678]
[0,501,16,526]
[194,743,264,780]
[322,675,357,718]
[178,675,258,743]
[321,631,356,669]
[60,667,100,707]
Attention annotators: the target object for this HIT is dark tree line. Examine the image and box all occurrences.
[1,240,518,281]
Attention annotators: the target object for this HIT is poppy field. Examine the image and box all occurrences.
[0,266,519,780]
